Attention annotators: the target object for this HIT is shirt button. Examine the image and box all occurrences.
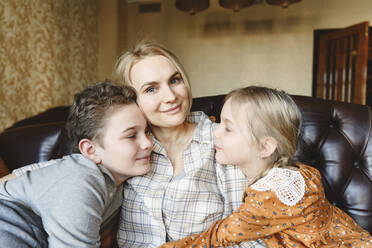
[109,192,114,197]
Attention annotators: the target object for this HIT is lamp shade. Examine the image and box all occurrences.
[266,0,301,8]
[219,0,255,12]
[175,0,209,15]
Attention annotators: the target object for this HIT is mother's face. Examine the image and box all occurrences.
[130,55,190,128]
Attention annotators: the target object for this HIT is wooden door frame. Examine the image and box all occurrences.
[312,26,371,98]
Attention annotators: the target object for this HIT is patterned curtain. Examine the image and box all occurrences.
[0,0,98,132]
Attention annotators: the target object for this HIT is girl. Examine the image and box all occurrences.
[160,86,371,248]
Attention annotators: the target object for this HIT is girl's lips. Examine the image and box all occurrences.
[214,145,221,151]
[137,156,150,161]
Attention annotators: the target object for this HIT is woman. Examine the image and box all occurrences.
[113,41,267,248]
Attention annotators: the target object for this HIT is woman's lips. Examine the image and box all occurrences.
[162,104,181,114]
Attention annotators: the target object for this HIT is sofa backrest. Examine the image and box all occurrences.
[1,94,371,234]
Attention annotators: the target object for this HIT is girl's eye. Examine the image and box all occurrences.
[223,125,232,132]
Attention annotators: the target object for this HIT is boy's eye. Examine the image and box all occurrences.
[126,133,136,139]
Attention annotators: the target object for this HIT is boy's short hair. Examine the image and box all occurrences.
[66,80,137,153]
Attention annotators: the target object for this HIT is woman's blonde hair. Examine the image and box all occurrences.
[226,86,302,169]
[113,40,192,104]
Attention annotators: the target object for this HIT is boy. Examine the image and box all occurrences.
[0,81,152,247]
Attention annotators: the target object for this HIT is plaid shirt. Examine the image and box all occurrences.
[118,112,266,248]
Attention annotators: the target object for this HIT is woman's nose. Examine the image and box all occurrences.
[161,85,176,103]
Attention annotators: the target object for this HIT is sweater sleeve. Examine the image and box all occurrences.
[41,173,107,248]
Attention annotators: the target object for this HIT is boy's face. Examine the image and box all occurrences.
[95,103,152,185]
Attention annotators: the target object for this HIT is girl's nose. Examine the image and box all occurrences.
[213,124,221,139]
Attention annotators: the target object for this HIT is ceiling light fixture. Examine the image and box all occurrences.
[174,0,302,15]
[175,0,209,15]
[266,0,301,8]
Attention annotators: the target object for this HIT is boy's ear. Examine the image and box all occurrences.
[78,138,102,164]
[259,136,278,159]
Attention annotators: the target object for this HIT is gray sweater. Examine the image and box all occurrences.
[0,154,122,248]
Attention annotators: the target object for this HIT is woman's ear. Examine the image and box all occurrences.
[78,138,102,164]
[259,136,278,159]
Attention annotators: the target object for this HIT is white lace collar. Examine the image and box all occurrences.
[251,167,306,207]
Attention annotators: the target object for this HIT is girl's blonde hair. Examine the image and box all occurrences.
[226,86,302,169]
[113,40,192,105]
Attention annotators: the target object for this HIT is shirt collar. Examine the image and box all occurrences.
[151,111,213,155]
[188,111,216,145]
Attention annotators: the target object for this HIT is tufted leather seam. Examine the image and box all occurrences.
[336,106,372,183]
[311,126,338,202]
[331,107,356,198]
[359,106,372,182]
[332,108,357,157]
[317,106,354,202]
[330,106,372,201]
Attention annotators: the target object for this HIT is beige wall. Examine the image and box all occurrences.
[98,0,119,81]
[109,0,372,97]
[0,0,98,131]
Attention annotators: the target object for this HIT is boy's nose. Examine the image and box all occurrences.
[141,136,153,150]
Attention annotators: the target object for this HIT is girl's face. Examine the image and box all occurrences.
[213,99,261,171]
[130,55,190,128]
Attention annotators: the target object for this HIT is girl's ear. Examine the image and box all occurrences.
[259,136,278,159]
[78,138,102,164]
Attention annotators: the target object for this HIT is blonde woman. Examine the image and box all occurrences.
[160,86,371,248]
[113,41,266,247]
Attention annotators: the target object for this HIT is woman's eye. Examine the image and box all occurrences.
[145,86,156,93]
[170,76,181,85]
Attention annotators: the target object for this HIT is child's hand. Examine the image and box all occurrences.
[159,242,177,248]
[159,234,201,248]
[0,173,16,184]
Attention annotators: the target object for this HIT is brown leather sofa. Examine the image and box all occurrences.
[0,94,371,247]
